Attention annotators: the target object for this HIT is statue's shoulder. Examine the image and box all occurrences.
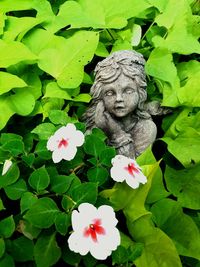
[131,118,157,156]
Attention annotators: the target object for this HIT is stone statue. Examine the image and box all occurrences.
[83,50,168,158]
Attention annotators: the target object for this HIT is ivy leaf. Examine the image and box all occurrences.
[145,48,177,86]
[34,232,61,267]
[0,71,27,95]
[48,110,69,125]
[151,199,200,260]
[28,166,50,192]
[165,164,200,210]
[0,215,15,238]
[24,197,59,228]
[0,39,37,68]
[162,128,200,167]
[0,95,15,130]
[43,82,72,100]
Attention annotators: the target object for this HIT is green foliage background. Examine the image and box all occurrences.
[0,0,200,266]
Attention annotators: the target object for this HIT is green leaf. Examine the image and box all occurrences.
[1,140,24,156]
[9,89,35,116]
[0,39,37,68]
[87,166,108,185]
[34,232,61,267]
[55,212,70,235]
[4,179,27,200]
[44,0,151,31]
[99,147,116,166]
[22,153,35,166]
[0,198,5,211]
[20,192,38,214]
[176,60,200,106]
[0,253,15,267]
[165,164,200,209]
[3,16,42,41]
[50,175,74,194]
[151,199,200,260]
[19,220,41,240]
[0,163,20,189]
[24,29,99,88]
[0,95,15,130]
[145,48,177,86]
[0,71,27,95]
[10,236,34,262]
[95,42,109,57]
[128,215,182,267]
[48,110,69,125]
[43,82,72,100]
[62,247,81,266]
[84,135,106,157]
[28,166,50,192]
[31,123,56,140]
[73,93,91,103]
[0,215,15,238]
[0,238,5,258]
[162,127,200,167]
[35,140,51,160]
[112,246,129,264]
[24,197,59,228]
[70,182,98,206]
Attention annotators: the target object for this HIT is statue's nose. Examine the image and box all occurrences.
[116,93,123,102]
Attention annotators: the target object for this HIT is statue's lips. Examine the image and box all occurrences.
[114,106,125,110]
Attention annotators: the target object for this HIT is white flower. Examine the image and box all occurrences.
[110,155,147,189]
[47,123,84,163]
[2,159,13,175]
[68,203,120,260]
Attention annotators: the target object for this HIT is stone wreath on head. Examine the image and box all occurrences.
[83,50,151,130]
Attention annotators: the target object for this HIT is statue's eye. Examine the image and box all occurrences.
[105,90,114,96]
[124,88,134,94]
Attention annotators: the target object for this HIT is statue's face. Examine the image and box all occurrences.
[102,73,139,118]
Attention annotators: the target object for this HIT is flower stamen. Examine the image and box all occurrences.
[124,163,139,176]
[84,219,105,242]
[58,138,68,149]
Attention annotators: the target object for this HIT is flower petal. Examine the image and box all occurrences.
[68,232,89,256]
[52,149,63,163]
[110,166,125,182]
[2,159,12,175]
[70,130,84,147]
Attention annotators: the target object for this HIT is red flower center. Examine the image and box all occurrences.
[58,138,68,149]
[124,163,139,176]
[83,219,106,242]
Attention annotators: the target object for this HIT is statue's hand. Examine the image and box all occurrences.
[95,102,123,136]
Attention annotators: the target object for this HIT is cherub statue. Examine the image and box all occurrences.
[83,50,167,158]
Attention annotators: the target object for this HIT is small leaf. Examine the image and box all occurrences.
[31,123,56,140]
[71,182,98,206]
[131,24,142,46]
[84,135,106,157]
[28,166,50,192]
[19,220,41,240]
[50,175,74,194]
[0,238,5,258]
[0,253,15,267]
[35,140,51,160]
[0,163,20,189]
[4,179,27,200]
[49,110,69,125]
[87,167,108,185]
[55,212,70,235]
[10,236,34,262]
[99,147,116,166]
[0,215,15,238]
[24,197,59,228]
[34,232,61,267]
[20,192,38,214]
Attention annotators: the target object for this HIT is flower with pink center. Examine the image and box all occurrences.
[110,155,147,189]
[68,203,120,260]
[47,123,84,163]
